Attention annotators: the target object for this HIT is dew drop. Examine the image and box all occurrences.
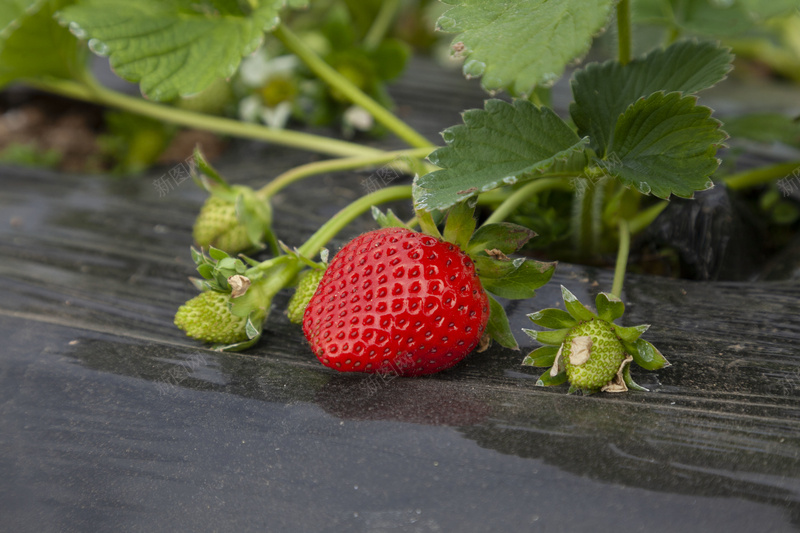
[502,176,517,185]
[462,59,486,79]
[88,38,109,56]
[437,16,456,31]
[442,129,455,143]
[68,22,87,40]
[638,181,651,194]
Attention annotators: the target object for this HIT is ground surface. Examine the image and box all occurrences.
[1,59,799,532]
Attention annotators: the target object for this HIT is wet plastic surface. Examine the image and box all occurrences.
[2,62,800,532]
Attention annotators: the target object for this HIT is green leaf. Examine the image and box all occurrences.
[522,345,559,367]
[626,338,671,371]
[522,327,569,346]
[486,294,518,350]
[527,308,578,329]
[481,259,556,300]
[474,256,523,280]
[607,91,727,199]
[416,99,589,211]
[437,0,615,95]
[614,323,650,343]
[723,113,800,147]
[465,222,536,257]
[595,292,624,322]
[561,285,596,321]
[442,198,477,248]
[536,368,567,387]
[0,0,85,88]
[570,40,733,155]
[57,0,283,101]
[208,246,229,261]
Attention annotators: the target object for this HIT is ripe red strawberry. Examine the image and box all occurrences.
[302,227,490,376]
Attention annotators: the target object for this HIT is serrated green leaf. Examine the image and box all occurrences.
[561,285,597,321]
[438,0,615,95]
[595,292,624,322]
[522,327,569,346]
[527,308,578,329]
[482,259,556,300]
[522,345,559,367]
[0,0,85,88]
[57,0,283,101]
[570,40,733,156]
[415,100,589,211]
[536,368,567,387]
[626,337,671,370]
[196,263,214,280]
[607,91,727,199]
[466,222,536,256]
[614,323,650,343]
[486,293,518,350]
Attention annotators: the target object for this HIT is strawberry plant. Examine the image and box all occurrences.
[3,0,800,393]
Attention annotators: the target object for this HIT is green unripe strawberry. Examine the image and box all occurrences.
[174,290,249,344]
[193,196,251,253]
[562,319,626,391]
[286,268,325,324]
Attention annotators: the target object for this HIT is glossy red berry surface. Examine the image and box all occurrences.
[303,228,490,376]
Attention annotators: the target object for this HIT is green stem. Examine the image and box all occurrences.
[28,78,381,158]
[611,219,631,298]
[483,178,571,225]
[274,24,433,149]
[571,177,604,261]
[723,161,800,190]
[617,0,632,65]
[363,0,401,50]
[258,147,433,198]
[297,185,413,258]
[628,201,668,235]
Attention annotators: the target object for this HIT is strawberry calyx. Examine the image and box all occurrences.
[522,285,670,394]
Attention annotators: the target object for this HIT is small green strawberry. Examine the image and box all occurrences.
[193,195,252,252]
[174,289,249,344]
[522,286,670,394]
[287,268,325,324]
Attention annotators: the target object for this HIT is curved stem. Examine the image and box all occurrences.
[258,147,433,198]
[363,0,401,50]
[617,0,632,65]
[723,161,800,190]
[297,185,413,258]
[482,178,571,225]
[28,78,382,158]
[611,219,631,298]
[274,24,433,149]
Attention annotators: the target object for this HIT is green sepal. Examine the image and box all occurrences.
[624,338,671,371]
[561,285,597,321]
[465,222,536,257]
[623,364,649,392]
[614,323,650,343]
[442,197,477,248]
[481,259,556,300]
[235,188,274,251]
[208,246,229,261]
[486,293,519,350]
[190,246,206,266]
[536,369,567,387]
[196,263,215,280]
[527,308,578,329]
[522,345,559,367]
[371,206,410,229]
[522,327,569,345]
[595,292,624,322]
[474,255,523,279]
[192,147,231,192]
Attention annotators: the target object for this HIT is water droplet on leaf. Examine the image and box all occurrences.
[462,60,485,79]
[638,182,651,194]
[88,38,108,56]
[68,22,87,39]
[437,16,456,31]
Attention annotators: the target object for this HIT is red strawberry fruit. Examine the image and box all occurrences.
[302,227,490,376]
